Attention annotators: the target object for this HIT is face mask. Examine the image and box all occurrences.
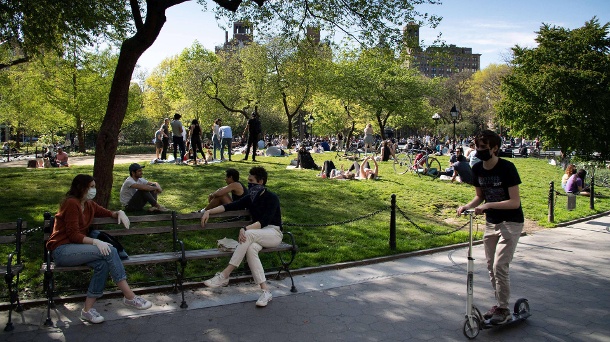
[86,188,96,200]
[477,149,492,161]
[248,183,265,201]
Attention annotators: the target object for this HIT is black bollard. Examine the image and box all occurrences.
[590,175,595,210]
[390,194,396,250]
[548,181,554,223]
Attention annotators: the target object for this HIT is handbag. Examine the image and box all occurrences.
[217,237,239,252]
[89,230,129,260]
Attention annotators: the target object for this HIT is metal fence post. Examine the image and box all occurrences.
[548,181,554,223]
[390,194,396,250]
[590,175,595,210]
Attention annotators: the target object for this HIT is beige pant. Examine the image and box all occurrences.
[229,225,283,285]
[483,221,523,309]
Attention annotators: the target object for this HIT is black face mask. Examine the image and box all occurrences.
[248,183,265,202]
[477,149,492,161]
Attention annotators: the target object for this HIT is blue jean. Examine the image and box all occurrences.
[212,135,221,160]
[52,243,127,298]
[220,137,232,160]
[172,136,186,161]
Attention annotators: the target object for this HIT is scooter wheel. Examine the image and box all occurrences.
[514,298,530,316]
[463,317,481,339]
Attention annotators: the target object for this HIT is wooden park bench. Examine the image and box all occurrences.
[41,212,184,326]
[173,210,298,306]
[1,219,26,332]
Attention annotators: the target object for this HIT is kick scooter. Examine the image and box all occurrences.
[462,209,531,339]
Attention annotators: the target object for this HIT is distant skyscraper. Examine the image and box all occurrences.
[403,22,481,78]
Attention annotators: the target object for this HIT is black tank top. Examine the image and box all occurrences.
[232,182,248,201]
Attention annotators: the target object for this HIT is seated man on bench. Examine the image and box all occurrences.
[200,166,283,307]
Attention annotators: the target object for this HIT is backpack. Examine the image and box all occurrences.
[297,150,318,170]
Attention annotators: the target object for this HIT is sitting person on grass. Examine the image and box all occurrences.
[200,167,283,307]
[359,156,379,180]
[450,149,474,185]
[565,169,590,196]
[561,164,576,191]
[202,168,248,210]
[55,147,69,167]
[119,163,169,212]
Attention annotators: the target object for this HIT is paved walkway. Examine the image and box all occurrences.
[2,215,609,341]
[0,153,157,168]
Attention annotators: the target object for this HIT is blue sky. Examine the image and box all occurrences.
[137,0,610,73]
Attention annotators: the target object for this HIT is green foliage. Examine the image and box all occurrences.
[0,1,131,68]
[498,18,610,159]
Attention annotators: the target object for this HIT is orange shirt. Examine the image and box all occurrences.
[46,197,113,251]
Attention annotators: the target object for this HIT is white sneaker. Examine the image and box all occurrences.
[203,272,229,288]
[256,290,272,307]
[81,308,104,324]
[123,296,152,310]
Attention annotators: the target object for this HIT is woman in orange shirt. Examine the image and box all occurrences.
[46,174,153,324]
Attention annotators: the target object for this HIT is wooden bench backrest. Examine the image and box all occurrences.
[89,213,175,236]
[174,210,250,233]
[0,219,26,245]
[43,212,176,261]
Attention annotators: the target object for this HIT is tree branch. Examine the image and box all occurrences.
[130,0,143,31]
[0,56,29,70]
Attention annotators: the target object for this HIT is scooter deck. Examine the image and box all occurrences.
[481,312,531,329]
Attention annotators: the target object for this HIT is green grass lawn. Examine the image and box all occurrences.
[1,152,608,300]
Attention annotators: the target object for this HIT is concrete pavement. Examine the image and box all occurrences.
[2,215,610,341]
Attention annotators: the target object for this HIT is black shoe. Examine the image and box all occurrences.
[252,158,256,162]
[243,157,248,160]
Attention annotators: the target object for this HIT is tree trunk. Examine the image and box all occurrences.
[93,2,176,207]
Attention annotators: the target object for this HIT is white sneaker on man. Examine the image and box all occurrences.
[256,290,272,307]
[204,272,229,288]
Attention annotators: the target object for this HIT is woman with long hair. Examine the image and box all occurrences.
[189,119,207,165]
[46,174,152,324]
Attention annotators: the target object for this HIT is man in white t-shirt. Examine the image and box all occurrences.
[120,163,169,212]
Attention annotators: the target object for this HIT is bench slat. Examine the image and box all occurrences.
[0,221,26,231]
[175,210,250,220]
[41,252,182,273]
[176,220,251,232]
[91,213,174,225]
[1,264,24,275]
[183,242,296,260]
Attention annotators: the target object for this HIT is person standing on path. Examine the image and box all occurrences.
[457,129,524,325]
[242,107,262,161]
[219,123,233,161]
[171,113,186,164]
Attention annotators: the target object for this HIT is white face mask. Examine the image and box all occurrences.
[86,188,96,200]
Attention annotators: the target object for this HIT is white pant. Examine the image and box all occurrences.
[229,225,283,284]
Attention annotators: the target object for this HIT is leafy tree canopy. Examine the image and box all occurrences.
[498,17,610,159]
[0,0,132,69]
